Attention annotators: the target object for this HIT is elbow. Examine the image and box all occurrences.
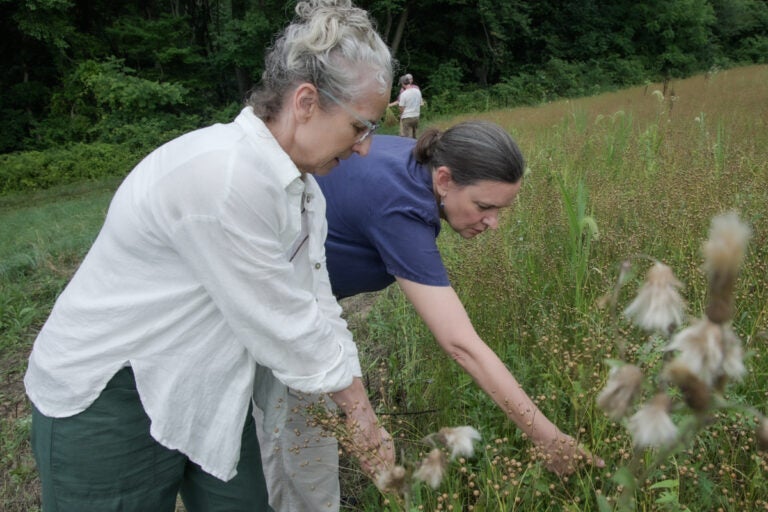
[444,341,474,370]
[437,332,489,374]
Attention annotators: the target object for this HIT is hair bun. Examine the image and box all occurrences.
[413,128,442,164]
[295,0,353,20]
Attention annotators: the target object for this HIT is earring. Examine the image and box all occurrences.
[440,194,446,209]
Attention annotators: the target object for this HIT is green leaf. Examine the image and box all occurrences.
[611,466,637,490]
[655,491,679,505]
[603,358,629,369]
[596,493,614,512]
[649,479,679,490]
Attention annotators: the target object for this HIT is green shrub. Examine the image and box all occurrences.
[0,143,142,194]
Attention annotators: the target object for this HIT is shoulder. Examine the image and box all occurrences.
[145,112,296,218]
[318,136,422,205]
[403,88,421,102]
[326,136,416,178]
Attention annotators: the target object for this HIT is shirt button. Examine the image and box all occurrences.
[314,263,321,269]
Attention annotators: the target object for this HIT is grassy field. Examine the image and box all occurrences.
[2,65,767,511]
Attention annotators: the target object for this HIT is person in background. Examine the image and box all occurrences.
[398,75,423,138]
[23,1,394,511]
[387,74,410,108]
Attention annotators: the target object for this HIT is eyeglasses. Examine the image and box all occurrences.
[318,89,379,144]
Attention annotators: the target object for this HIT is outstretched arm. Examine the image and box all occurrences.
[396,277,604,475]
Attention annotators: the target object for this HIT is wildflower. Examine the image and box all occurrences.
[596,364,644,421]
[623,262,686,335]
[662,359,711,412]
[413,448,447,489]
[702,212,751,323]
[437,426,482,460]
[664,317,745,388]
[375,465,408,494]
[664,317,722,387]
[627,393,677,449]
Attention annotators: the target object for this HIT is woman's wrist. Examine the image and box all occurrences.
[516,412,561,445]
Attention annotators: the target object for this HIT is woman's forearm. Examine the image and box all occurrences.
[397,277,602,474]
[450,340,561,443]
[330,377,395,473]
[396,278,562,441]
[330,377,377,424]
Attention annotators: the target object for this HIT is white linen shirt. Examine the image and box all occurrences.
[24,107,361,481]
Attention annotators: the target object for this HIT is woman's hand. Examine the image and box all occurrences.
[344,416,395,476]
[533,431,605,476]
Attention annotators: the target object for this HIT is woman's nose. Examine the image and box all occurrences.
[483,214,499,230]
[352,136,373,156]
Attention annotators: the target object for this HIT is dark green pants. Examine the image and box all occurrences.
[31,367,272,512]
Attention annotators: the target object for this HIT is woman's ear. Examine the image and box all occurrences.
[433,165,454,195]
[292,83,319,124]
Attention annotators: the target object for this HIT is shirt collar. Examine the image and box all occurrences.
[234,107,303,192]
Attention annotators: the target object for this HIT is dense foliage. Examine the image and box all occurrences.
[2,0,767,158]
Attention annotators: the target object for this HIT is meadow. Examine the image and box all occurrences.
[1,64,767,511]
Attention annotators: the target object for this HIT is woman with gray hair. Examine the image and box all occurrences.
[24,1,393,511]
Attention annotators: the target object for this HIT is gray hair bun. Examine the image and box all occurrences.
[248,0,393,120]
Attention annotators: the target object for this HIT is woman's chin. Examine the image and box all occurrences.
[460,228,484,239]
[305,158,340,176]
[319,158,342,176]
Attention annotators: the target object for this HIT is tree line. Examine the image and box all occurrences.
[2,0,767,154]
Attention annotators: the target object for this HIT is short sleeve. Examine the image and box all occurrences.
[367,205,449,287]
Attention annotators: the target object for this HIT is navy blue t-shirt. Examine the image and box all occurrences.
[316,135,450,298]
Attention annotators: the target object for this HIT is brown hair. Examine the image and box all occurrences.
[413,121,525,186]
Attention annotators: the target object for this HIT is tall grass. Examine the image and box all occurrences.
[1,65,767,511]
[355,64,768,510]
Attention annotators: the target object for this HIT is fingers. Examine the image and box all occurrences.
[358,437,393,476]
[534,434,604,476]
[343,419,395,476]
[588,448,606,469]
[377,426,395,466]
[564,443,605,472]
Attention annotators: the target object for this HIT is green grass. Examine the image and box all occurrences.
[2,65,768,511]
[0,179,119,511]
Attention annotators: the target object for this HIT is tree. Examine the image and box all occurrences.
[0,0,77,151]
[628,0,716,79]
[211,0,288,101]
[370,0,530,92]
[2,0,766,154]
[710,0,768,64]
